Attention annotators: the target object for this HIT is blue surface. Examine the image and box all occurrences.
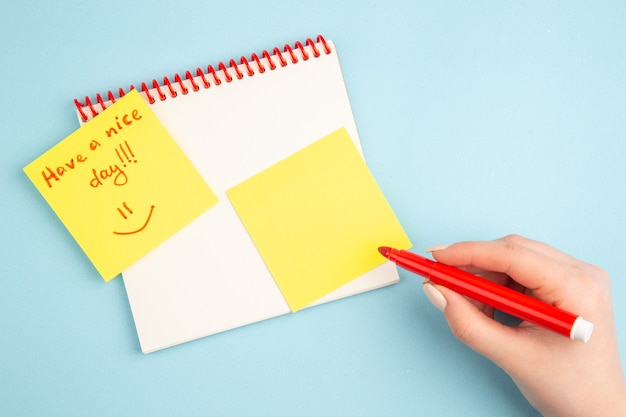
[2,2,625,416]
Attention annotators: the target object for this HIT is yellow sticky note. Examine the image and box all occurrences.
[24,90,218,281]
[227,127,412,311]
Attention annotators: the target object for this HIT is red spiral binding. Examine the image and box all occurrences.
[262,50,276,70]
[74,35,331,122]
[272,47,288,67]
[249,53,265,73]
[206,65,222,86]
[195,68,210,89]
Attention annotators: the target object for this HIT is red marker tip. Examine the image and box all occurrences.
[378,246,391,257]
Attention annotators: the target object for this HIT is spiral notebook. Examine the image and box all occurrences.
[74,36,410,353]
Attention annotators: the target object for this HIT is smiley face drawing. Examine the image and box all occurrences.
[113,202,155,235]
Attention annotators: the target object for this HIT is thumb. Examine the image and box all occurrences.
[424,283,529,368]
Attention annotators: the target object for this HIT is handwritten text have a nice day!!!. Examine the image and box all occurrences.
[41,109,142,189]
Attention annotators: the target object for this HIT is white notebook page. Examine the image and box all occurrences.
[78,39,399,353]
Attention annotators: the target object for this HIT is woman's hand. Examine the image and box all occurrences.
[424,234,626,417]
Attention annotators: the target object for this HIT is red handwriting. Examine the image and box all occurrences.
[105,109,142,138]
[39,108,142,189]
[115,141,137,167]
[113,203,155,235]
[90,164,128,187]
[41,154,88,188]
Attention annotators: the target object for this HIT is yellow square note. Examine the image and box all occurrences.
[227,127,411,311]
[24,89,218,281]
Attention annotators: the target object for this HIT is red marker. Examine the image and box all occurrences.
[378,246,593,342]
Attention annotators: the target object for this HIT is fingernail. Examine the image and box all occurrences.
[425,244,450,253]
[423,283,447,312]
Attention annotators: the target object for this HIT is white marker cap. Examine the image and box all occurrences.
[570,317,594,342]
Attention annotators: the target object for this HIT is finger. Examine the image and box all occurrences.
[495,234,585,268]
[429,234,581,271]
[429,237,577,294]
[432,283,539,369]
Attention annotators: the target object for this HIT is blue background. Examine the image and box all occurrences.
[2,2,624,416]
